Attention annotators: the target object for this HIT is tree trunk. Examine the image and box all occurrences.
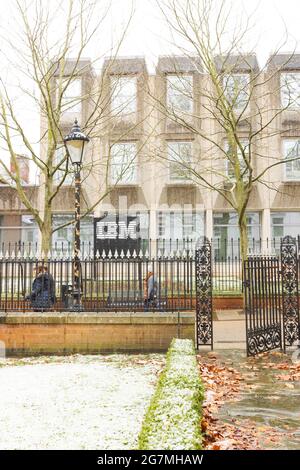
[239,215,248,262]
[41,207,52,255]
[40,166,54,256]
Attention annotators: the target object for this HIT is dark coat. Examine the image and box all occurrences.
[29,273,55,310]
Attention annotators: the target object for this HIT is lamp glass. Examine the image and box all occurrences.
[66,139,86,165]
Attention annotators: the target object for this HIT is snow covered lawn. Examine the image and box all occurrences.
[0,354,164,450]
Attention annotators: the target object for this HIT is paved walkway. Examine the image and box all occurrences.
[213,310,246,349]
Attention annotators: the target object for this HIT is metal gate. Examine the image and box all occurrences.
[244,236,300,356]
[195,237,213,350]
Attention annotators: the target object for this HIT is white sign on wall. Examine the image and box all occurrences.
[96,220,138,240]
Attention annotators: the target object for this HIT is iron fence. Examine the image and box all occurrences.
[244,236,300,356]
[0,236,295,258]
[1,237,298,308]
[0,254,196,313]
[0,237,245,297]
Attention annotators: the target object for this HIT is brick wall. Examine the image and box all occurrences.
[0,312,195,356]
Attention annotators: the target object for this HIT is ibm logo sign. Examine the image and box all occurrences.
[96,221,138,240]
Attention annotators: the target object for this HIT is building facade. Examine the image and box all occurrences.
[1,54,300,255]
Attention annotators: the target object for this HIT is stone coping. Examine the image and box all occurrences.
[0,311,195,325]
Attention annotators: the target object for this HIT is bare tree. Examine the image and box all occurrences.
[151,0,300,260]
[0,0,150,253]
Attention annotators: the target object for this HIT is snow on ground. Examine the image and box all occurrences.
[0,354,164,450]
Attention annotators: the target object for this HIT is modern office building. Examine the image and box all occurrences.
[1,54,300,255]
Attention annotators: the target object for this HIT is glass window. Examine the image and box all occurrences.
[225,139,250,180]
[271,212,300,245]
[111,143,137,184]
[157,211,205,251]
[167,75,193,113]
[111,76,137,115]
[283,139,300,181]
[223,73,250,110]
[52,215,73,249]
[54,145,73,185]
[281,72,300,108]
[21,215,39,246]
[213,212,261,258]
[168,141,192,181]
[60,78,82,113]
[52,214,94,253]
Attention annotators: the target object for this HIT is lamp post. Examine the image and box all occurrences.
[64,119,90,311]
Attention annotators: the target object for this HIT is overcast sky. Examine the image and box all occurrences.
[1,0,300,182]
[113,0,300,70]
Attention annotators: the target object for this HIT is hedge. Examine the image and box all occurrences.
[138,338,204,450]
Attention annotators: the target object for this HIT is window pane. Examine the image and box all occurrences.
[111,76,137,115]
[168,141,192,180]
[21,215,39,246]
[52,215,73,248]
[213,211,260,257]
[281,73,300,108]
[167,75,193,112]
[52,214,94,251]
[60,78,82,113]
[223,74,250,109]
[54,146,73,185]
[271,212,300,238]
[157,211,205,250]
[111,143,137,184]
[283,139,300,180]
[225,139,250,180]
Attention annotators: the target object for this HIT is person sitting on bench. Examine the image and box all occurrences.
[26,264,55,311]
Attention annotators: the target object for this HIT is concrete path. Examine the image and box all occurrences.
[213,310,246,350]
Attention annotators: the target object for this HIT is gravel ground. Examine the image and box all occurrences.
[0,354,164,450]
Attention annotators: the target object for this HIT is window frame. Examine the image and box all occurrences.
[52,213,94,248]
[271,211,300,250]
[167,140,193,182]
[59,77,82,114]
[166,74,193,113]
[111,75,137,116]
[280,72,300,109]
[282,138,300,182]
[53,145,73,186]
[157,210,205,247]
[110,142,138,185]
[222,73,250,111]
[224,138,250,181]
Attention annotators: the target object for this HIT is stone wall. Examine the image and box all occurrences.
[0,312,195,356]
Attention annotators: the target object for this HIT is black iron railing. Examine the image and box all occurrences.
[244,236,300,356]
[1,236,295,309]
[0,236,293,258]
[0,254,197,313]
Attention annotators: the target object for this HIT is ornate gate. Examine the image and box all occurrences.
[244,236,300,356]
[281,236,300,350]
[195,237,213,349]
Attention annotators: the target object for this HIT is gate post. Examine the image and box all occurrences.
[281,235,300,351]
[195,236,213,349]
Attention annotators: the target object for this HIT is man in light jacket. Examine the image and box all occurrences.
[144,271,157,311]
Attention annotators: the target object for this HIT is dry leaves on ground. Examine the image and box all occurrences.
[241,351,300,382]
[274,363,300,382]
[198,354,283,450]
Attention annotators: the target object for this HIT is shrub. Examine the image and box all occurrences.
[138,338,204,450]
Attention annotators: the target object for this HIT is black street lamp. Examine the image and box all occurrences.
[64,119,90,311]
